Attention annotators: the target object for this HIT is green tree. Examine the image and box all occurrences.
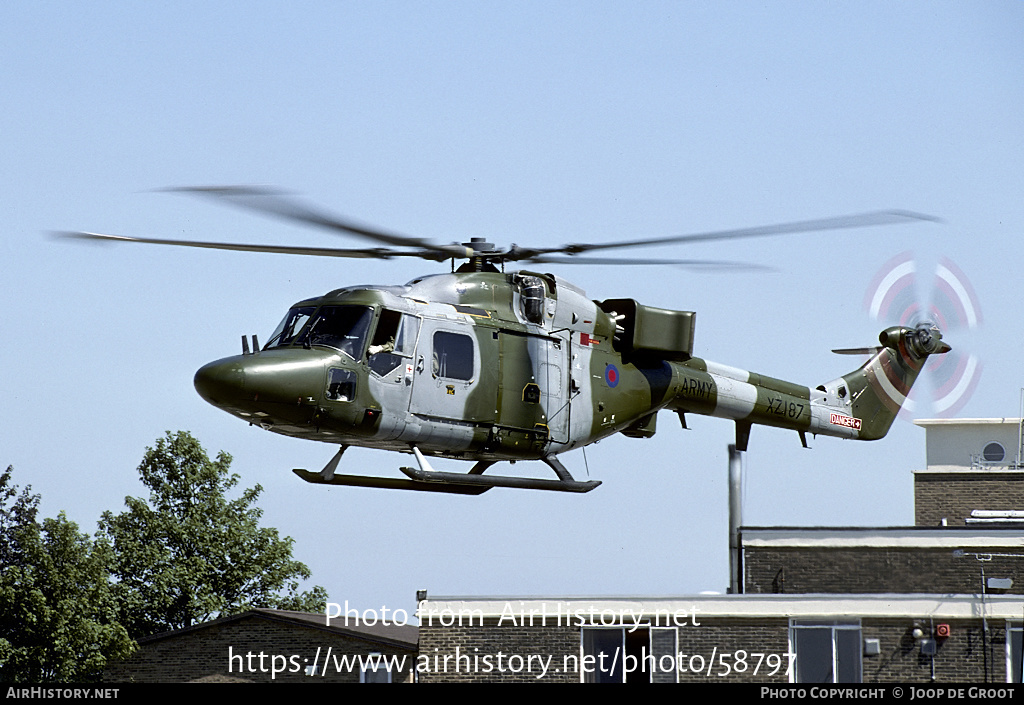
[0,467,134,682]
[98,432,326,638]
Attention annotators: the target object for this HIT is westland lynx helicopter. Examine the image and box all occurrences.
[64,188,949,494]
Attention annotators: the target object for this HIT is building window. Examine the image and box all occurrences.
[578,626,679,683]
[1009,624,1023,683]
[582,628,623,683]
[580,627,653,683]
[360,653,392,683]
[791,621,862,683]
[650,626,679,684]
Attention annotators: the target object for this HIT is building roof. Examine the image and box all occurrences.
[741,525,1024,548]
[914,418,1023,427]
[418,594,1024,621]
[137,608,418,650]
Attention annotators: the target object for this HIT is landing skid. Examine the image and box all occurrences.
[292,445,601,494]
[292,468,491,495]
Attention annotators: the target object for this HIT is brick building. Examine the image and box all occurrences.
[913,418,1024,527]
[104,608,417,683]
[416,594,1022,683]
[741,527,1024,595]
[417,417,1024,683]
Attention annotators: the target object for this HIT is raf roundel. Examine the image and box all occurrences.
[605,364,620,388]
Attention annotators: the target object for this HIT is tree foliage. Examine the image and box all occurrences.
[0,467,134,682]
[98,432,326,638]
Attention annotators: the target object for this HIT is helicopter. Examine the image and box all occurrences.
[63,188,950,495]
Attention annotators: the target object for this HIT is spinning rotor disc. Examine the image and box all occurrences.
[865,251,982,418]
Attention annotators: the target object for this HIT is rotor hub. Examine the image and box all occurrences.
[462,237,498,254]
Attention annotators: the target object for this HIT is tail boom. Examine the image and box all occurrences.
[665,325,949,445]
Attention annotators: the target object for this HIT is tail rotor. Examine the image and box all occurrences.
[865,252,982,418]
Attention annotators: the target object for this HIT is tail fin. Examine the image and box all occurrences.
[835,325,950,440]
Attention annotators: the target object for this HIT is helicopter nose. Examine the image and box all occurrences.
[194,358,246,407]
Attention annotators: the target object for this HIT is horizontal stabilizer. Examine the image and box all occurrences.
[832,346,883,355]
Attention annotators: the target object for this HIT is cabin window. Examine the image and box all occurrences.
[431,331,474,381]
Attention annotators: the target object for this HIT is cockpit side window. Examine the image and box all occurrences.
[368,310,420,377]
[369,309,402,355]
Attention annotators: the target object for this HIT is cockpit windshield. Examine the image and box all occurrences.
[266,306,315,348]
[266,305,374,361]
[305,306,373,359]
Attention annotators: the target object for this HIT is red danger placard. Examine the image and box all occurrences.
[830,413,862,430]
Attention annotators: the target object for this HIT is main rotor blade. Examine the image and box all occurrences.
[55,231,442,260]
[525,255,773,271]
[511,210,941,260]
[162,186,461,259]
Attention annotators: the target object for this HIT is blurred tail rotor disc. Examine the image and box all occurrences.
[865,252,982,418]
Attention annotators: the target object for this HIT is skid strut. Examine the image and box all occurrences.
[399,448,601,493]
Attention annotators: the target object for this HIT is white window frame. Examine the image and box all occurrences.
[789,620,862,683]
[1008,622,1022,683]
[649,626,679,683]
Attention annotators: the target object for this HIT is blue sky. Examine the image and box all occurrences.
[3,2,1023,617]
